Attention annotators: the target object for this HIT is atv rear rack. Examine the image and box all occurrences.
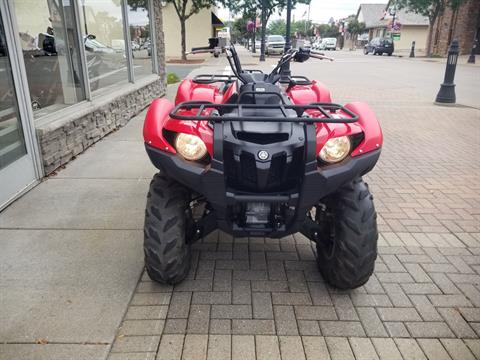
[169,101,359,123]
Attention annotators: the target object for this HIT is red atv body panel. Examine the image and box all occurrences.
[286,80,332,104]
[175,79,238,105]
[144,79,382,158]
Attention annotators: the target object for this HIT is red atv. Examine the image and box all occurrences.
[143,40,383,289]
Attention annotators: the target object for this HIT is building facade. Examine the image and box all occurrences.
[356,3,429,53]
[431,0,480,55]
[0,0,166,210]
[162,4,223,59]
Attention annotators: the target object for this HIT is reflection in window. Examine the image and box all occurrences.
[0,12,27,168]
[128,0,154,78]
[81,0,128,91]
[13,0,85,117]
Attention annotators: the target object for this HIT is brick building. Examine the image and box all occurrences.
[431,0,480,55]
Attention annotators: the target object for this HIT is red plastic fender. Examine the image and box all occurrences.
[221,82,237,103]
[344,102,383,156]
[143,98,177,154]
[287,80,332,104]
[175,79,219,105]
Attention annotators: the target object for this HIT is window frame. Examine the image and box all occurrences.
[73,0,156,100]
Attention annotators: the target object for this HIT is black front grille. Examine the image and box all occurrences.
[267,153,287,187]
[240,152,257,185]
[237,132,289,144]
[224,148,304,192]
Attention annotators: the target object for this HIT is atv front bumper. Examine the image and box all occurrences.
[146,143,380,239]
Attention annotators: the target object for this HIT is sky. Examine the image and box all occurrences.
[217,0,387,24]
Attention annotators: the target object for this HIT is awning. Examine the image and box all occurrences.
[211,12,224,28]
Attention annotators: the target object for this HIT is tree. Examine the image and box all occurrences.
[396,0,467,56]
[346,19,366,48]
[317,23,340,38]
[292,20,314,37]
[267,19,286,35]
[166,0,218,60]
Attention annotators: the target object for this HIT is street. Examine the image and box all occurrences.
[1,48,480,359]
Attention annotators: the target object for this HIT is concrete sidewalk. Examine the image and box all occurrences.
[0,87,180,359]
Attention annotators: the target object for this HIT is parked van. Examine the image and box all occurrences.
[319,38,337,51]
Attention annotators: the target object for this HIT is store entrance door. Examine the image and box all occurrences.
[0,3,40,211]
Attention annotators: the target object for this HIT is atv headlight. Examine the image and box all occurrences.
[175,133,207,161]
[319,136,351,163]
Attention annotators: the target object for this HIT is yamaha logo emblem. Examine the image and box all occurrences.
[258,150,269,160]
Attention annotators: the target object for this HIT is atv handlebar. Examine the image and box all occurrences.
[188,40,333,84]
[309,51,334,61]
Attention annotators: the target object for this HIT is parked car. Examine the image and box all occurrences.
[297,39,311,50]
[131,41,140,51]
[364,37,394,56]
[266,35,285,55]
[318,38,337,51]
[312,40,322,50]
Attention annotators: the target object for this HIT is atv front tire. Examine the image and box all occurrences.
[144,173,191,284]
[316,178,378,290]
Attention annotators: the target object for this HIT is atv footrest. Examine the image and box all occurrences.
[226,192,293,204]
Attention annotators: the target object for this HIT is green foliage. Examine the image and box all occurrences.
[231,17,251,42]
[167,72,181,84]
[292,20,314,37]
[316,23,340,38]
[267,19,286,35]
[267,19,315,37]
[346,19,365,36]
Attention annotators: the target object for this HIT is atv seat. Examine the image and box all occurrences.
[236,82,289,105]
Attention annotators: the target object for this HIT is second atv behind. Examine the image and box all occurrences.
[143,39,383,289]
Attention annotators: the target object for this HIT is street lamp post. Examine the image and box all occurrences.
[281,0,292,79]
[260,0,266,61]
[467,39,477,64]
[409,41,415,58]
[435,39,459,105]
[252,18,256,53]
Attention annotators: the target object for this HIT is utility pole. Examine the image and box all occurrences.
[252,17,256,53]
[260,0,266,61]
[390,1,397,39]
[281,0,292,79]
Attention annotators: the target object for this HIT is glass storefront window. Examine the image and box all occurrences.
[13,0,85,118]
[0,12,27,168]
[128,0,154,78]
[80,0,128,92]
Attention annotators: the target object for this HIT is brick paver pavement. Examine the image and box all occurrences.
[108,63,480,359]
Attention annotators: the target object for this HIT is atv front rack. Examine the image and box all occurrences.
[169,101,359,123]
[193,74,236,84]
[192,70,265,84]
[192,73,312,85]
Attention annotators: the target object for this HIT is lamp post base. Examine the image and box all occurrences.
[435,83,456,104]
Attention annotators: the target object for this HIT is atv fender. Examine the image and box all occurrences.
[344,102,383,156]
[143,98,176,154]
[175,79,222,104]
[287,80,332,104]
